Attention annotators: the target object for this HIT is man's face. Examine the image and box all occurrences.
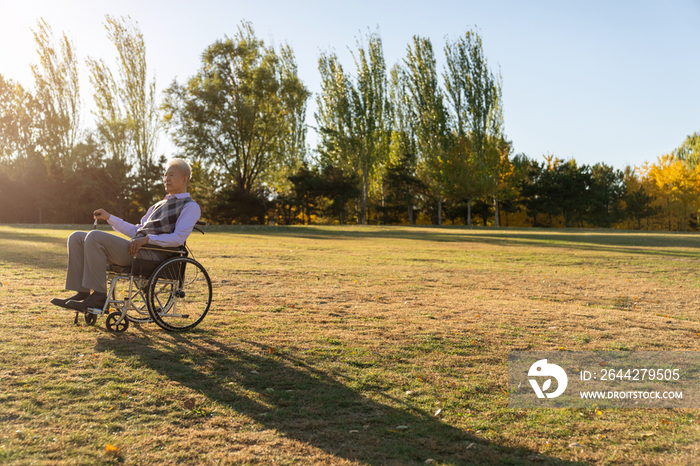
[163,164,188,194]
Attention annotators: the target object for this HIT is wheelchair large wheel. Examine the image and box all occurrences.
[146,257,212,332]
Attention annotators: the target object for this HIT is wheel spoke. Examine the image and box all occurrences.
[147,257,212,332]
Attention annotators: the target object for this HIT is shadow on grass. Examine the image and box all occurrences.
[0,228,69,271]
[95,330,582,466]
[212,225,700,259]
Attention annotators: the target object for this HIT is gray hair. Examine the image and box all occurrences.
[166,158,192,181]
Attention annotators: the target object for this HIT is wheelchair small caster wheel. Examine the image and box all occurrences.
[106,312,129,332]
[85,313,98,326]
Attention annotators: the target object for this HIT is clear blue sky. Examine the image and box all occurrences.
[1,0,698,170]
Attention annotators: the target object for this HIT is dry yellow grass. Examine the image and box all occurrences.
[1,224,699,465]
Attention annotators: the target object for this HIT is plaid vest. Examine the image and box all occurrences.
[133,196,194,240]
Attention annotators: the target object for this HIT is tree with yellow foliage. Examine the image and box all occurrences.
[645,154,700,231]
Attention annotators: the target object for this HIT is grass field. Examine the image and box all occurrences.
[1,224,700,465]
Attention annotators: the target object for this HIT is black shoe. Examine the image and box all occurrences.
[51,292,90,309]
[66,292,107,312]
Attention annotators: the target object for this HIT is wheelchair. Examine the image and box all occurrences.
[75,221,212,333]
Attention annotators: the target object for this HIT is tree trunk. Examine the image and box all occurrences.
[437,194,442,226]
[667,196,671,231]
[549,213,553,228]
[493,194,500,227]
[408,204,414,225]
[683,205,687,231]
[467,198,472,226]
[362,170,368,225]
[381,184,386,225]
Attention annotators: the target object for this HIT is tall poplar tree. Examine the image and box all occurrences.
[87,15,161,215]
[31,18,81,176]
[349,30,391,224]
[404,35,448,224]
[444,31,505,225]
[387,64,420,224]
[315,50,359,210]
[316,30,390,225]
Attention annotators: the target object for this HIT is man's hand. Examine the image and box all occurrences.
[93,208,111,221]
[128,236,149,257]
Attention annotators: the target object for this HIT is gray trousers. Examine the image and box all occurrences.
[65,230,166,294]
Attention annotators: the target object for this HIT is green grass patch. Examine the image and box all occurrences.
[1,224,699,464]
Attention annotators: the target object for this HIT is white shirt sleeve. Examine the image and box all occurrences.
[107,207,153,238]
[146,202,202,247]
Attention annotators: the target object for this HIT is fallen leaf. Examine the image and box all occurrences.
[183,398,196,410]
[105,444,120,455]
[435,408,442,416]
[397,425,409,430]
[569,442,583,449]
[660,418,671,425]
[268,348,275,354]
[596,410,603,416]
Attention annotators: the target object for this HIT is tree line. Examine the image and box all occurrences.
[1,18,699,230]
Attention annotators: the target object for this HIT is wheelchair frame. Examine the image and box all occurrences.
[76,222,212,333]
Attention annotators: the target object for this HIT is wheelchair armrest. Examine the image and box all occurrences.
[139,245,187,255]
[193,220,206,235]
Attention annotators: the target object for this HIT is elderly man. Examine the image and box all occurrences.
[51,158,201,312]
